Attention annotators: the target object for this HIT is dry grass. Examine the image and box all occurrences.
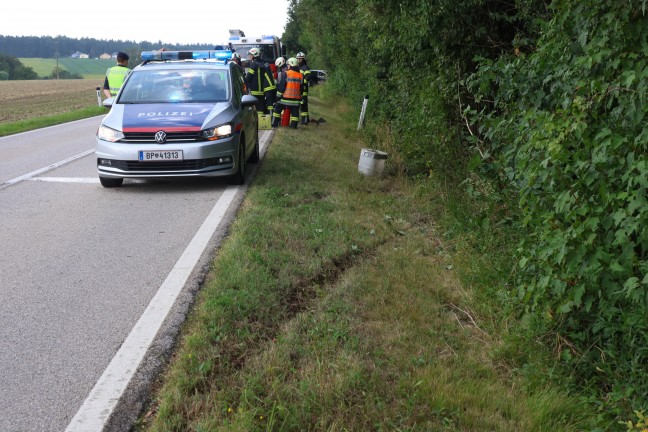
[0,80,102,123]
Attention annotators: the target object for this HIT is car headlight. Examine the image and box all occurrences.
[200,124,233,141]
[97,125,125,142]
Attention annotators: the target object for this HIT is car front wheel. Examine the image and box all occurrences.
[249,127,260,163]
[231,140,246,185]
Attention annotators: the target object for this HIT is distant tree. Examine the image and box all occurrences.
[45,67,82,79]
[0,53,38,79]
[282,0,305,56]
[0,70,9,80]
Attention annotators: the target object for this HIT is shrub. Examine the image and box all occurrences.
[469,0,648,414]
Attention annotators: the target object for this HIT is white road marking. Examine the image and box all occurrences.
[30,177,100,184]
[0,149,95,190]
[65,131,271,432]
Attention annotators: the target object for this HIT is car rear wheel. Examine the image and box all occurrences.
[99,177,123,188]
[231,140,246,185]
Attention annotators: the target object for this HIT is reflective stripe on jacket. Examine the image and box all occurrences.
[246,61,276,96]
[299,64,312,96]
[106,65,130,96]
[280,69,303,106]
[276,71,287,98]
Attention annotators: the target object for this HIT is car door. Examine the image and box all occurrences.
[231,64,257,158]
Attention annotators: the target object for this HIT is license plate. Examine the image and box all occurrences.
[139,150,183,161]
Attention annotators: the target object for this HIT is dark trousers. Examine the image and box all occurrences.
[253,94,268,114]
[300,96,309,124]
[272,102,300,128]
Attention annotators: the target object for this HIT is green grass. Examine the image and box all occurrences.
[19,57,114,79]
[0,106,105,137]
[134,89,601,431]
[0,84,606,431]
[18,58,60,77]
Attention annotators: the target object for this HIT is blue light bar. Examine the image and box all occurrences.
[141,51,163,61]
[210,50,233,60]
[141,50,233,62]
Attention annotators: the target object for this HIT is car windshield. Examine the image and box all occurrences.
[118,69,230,103]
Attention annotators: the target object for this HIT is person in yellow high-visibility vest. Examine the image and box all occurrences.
[103,52,130,98]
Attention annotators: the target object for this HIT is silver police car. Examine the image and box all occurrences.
[96,50,259,187]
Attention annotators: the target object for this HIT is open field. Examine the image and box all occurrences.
[19,58,114,79]
[0,80,104,124]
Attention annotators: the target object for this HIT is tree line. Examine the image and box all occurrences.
[0,35,215,80]
[285,0,647,424]
[0,35,212,59]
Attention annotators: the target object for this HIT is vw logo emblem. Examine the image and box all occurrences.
[154,131,167,143]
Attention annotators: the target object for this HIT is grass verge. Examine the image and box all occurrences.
[0,106,106,137]
[136,88,599,431]
[0,79,106,131]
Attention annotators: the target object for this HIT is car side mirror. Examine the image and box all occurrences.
[102,97,114,108]
[241,94,257,107]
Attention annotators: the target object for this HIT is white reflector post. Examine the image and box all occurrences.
[357,95,369,130]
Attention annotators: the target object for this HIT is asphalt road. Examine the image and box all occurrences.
[0,117,270,432]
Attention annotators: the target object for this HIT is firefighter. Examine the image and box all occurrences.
[245,47,276,114]
[103,52,130,98]
[271,57,303,129]
[296,52,314,124]
[272,57,287,127]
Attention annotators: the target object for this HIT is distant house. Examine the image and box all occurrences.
[70,51,89,59]
[99,53,111,60]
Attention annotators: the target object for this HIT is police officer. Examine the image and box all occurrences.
[103,52,130,98]
[245,47,276,114]
[296,52,314,124]
[271,57,303,129]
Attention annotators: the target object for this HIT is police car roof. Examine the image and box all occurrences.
[140,50,232,66]
[134,61,231,72]
[141,50,232,63]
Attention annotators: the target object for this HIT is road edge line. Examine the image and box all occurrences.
[65,131,271,432]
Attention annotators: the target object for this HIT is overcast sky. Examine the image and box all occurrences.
[1,0,290,45]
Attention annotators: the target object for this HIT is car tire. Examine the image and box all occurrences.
[231,139,246,185]
[249,127,260,163]
[99,177,124,188]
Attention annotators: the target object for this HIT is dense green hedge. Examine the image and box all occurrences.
[469,0,648,415]
[287,0,647,418]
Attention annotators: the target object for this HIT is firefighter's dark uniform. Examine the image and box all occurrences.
[272,66,287,127]
[245,58,276,114]
[272,66,304,129]
[298,60,313,124]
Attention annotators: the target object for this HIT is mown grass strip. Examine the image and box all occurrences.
[0,106,105,137]
[137,87,597,431]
